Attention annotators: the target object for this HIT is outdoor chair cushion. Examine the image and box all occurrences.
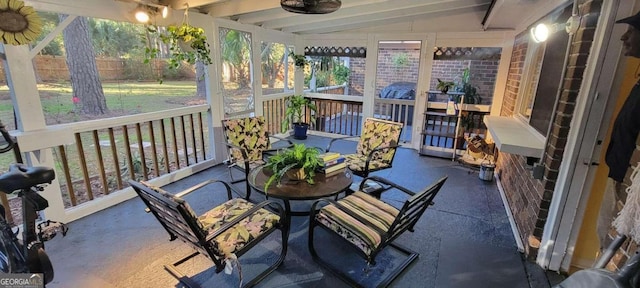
[223,116,271,162]
[343,154,390,172]
[355,118,402,165]
[198,198,280,258]
[142,183,280,260]
[315,191,399,256]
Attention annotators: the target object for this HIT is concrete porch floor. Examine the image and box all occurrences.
[43,134,564,287]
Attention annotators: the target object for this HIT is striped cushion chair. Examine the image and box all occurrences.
[325,118,403,178]
[308,176,447,287]
[129,179,289,288]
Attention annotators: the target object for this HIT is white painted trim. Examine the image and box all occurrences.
[489,32,514,117]
[52,105,209,133]
[484,116,545,158]
[537,0,627,272]
[61,159,218,223]
[495,173,525,253]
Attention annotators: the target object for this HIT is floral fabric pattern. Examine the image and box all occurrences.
[344,118,403,174]
[140,182,280,260]
[198,198,280,259]
[222,116,271,162]
[316,191,399,256]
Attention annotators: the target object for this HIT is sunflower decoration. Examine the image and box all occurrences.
[0,0,42,46]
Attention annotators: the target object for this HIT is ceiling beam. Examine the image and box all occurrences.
[235,0,389,24]
[167,0,229,10]
[298,6,484,34]
[204,0,281,18]
[281,0,490,33]
[263,0,487,30]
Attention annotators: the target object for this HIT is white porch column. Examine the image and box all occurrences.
[2,44,67,222]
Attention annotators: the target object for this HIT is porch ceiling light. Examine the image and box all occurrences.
[134,5,151,23]
[281,0,342,14]
[132,2,169,23]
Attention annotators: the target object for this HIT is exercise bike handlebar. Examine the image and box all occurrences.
[0,164,55,194]
[0,122,16,154]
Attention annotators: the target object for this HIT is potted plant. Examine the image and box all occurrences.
[263,144,322,192]
[436,79,455,94]
[144,23,212,82]
[290,52,308,69]
[455,68,480,104]
[282,95,317,140]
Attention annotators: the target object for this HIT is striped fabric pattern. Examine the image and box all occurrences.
[316,191,399,256]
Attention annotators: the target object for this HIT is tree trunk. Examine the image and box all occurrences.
[196,61,206,98]
[59,15,108,115]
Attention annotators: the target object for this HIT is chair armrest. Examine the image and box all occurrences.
[174,179,239,200]
[205,200,286,242]
[325,136,360,152]
[268,134,294,147]
[359,144,400,176]
[359,176,415,197]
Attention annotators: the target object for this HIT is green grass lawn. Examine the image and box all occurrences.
[0,80,200,128]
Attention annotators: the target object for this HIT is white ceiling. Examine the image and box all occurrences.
[157,0,556,34]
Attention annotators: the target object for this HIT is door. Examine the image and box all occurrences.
[373,39,425,145]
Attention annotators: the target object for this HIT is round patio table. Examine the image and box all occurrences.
[248,165,353,220]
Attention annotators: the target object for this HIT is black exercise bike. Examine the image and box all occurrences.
[0,122,67,284]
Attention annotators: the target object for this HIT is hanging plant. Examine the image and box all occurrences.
[160,23,212,69]
[143,9,212,80]
[0,0,42,45]
[289,52,307,68]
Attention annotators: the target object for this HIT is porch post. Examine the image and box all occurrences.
[204,17,226,163]
[1,44,67,222]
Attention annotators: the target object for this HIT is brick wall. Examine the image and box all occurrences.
[497,0,602,258]
[375,47,421,97]
[429,59,499,105]
[349,57,366,96]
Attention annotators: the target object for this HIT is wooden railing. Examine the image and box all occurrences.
[307,95,363,136]
[50,105,210,208]
[374,98,415,143]
[263,95,415,141]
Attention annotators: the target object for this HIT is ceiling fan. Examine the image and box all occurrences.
[281,0,342,14]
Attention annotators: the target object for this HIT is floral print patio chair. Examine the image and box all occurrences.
[222,116,293,200]
[325,118,404,178]
[129,179,289,288]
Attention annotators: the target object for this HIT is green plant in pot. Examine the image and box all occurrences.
[263,144,322,192]
[282,95,317,140]
[436,79,455,94]
[290,52,308,69]
[455,68,480,104]
[143,22,212,82]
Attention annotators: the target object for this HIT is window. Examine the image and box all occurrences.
[516,3,572,136]
[260,42,294,95]
[219,27,254,116]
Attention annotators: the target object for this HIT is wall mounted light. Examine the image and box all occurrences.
[530,15,581,43]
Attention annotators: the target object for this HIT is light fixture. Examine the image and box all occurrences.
[530,15,581,43]
[161,6,169,18]
[281,0,342,14]
[131,2,170,23]
[134,5,151,23]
